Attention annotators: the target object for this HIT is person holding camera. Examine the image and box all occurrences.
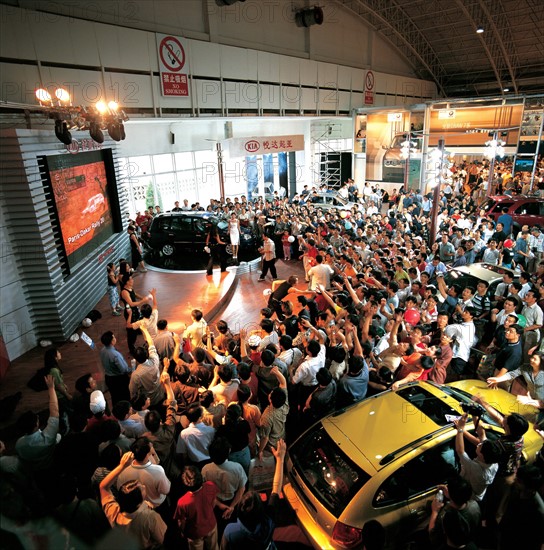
[453,413,500,502]
[471,395,530,526]
[424,256,447,282]
[444,306,476,379]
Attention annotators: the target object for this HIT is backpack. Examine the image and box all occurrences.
[286,347,304,380]
[27,367,50,392]
[86,309,102,322]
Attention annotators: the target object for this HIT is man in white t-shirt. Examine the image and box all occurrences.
[307,254,335,290]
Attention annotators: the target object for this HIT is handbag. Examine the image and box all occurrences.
[27,367,50,392]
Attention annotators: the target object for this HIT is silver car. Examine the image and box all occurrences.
[306,192,359,212]
[437,262,517,302]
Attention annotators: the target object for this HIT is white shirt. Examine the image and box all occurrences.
[263,239,276,261]
[117,460,171,507]
[445,321,475,361]
[184,319,208,349]
[292,344,326,386]
[133,308,159,339]
[519,282,532,300]
[307,263,334,290]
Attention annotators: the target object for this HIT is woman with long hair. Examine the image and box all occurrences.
[106,262,122,316]
[487,353,544,423]
[120,275,148,355]
[215,403,251,476]
[236,383,261,458]
[228,212,241,262]
[127,225,146,273]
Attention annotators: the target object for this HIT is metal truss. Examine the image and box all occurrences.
[455,0,519,94]
[337,0,522,97]
[337,0,448,95]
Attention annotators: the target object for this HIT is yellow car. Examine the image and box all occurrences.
[284,380,541,549]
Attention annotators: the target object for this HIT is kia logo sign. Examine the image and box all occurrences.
[65,138,103,154]
[245,140,260,153]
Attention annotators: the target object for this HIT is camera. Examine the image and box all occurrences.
[460,402,485,418]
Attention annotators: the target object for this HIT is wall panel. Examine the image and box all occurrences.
[0,128,130,360]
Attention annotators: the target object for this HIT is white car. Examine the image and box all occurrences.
[81,193,105,215]
[436,263,517,303]
[306,192,358,212]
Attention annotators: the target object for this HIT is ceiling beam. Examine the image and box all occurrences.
[455,0,519,94]
[336,0,448,96]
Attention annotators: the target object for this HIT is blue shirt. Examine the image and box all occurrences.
[497,213,513,235]
[513,237,527,261]
[100,345,130,376]
[337,361,369,408]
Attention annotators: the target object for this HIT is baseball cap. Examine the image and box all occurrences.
[90,390,106,414]
[247,334,262,347]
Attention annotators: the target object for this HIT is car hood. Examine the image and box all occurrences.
[447,263,516,282]
[447,379,539,420]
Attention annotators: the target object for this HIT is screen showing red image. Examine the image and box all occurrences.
[42,150,121,270]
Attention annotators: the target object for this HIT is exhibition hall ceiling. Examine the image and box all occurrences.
[338,0,544,97]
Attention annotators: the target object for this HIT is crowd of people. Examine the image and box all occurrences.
[2,157,544,550]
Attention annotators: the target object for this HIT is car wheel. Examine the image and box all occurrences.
[162,244,175,256]
[225,244,233,255]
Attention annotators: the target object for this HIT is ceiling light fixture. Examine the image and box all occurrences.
[34,87,129,145]
[89,121,105,143]
[54,119,72,145]
[35,88,52,105]
[503,87,510,92]
[476,25,484,33]
[54,88,71,104]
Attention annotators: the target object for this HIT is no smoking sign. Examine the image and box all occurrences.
[156,33,190,97]
[364,70,374,105]
[159,36,185,72]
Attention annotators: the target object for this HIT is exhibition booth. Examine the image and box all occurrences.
[353,95,543,194]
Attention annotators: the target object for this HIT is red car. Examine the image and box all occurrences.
[481,195,544,233]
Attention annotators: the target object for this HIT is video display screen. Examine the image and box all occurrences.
[40,149,121,271]
[514,158,535,174]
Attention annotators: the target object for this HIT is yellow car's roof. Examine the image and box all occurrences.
[322,380,540,473]
[323,382,452,472]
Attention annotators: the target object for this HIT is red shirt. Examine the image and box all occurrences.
[85,414,115,434]
[174,481,218,539]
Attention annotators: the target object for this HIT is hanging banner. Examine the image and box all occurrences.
[156,33,190,97]
[364,70,375,105]
[225,135,305,158]
[428,104,523,146]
